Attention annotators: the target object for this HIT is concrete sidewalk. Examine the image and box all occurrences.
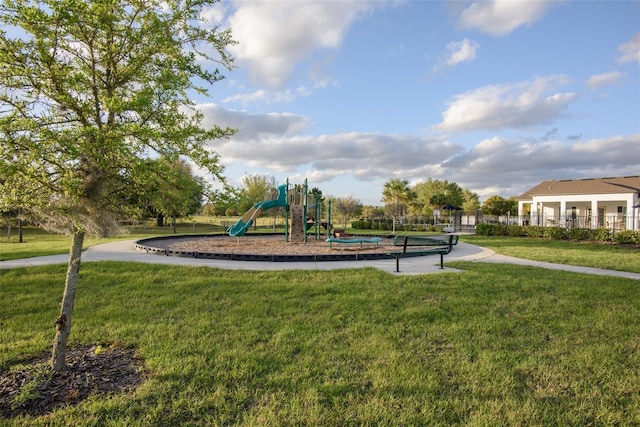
[2,239,639,280]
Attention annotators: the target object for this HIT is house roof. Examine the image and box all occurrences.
[517,176,640,200]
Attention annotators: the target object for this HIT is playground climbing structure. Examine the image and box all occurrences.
[228,179,332,243]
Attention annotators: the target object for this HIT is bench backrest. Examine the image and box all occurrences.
[393,234,455,255]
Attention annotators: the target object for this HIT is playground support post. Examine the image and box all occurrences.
[314,192,320,240]
[285,178,289,242]
[327,199,332,238]
[304,178,308,243]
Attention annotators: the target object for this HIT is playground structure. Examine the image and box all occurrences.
[138,180,460,262]
[227,179,333,242]
[136,181,461,264]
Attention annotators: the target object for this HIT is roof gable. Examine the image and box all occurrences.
[517,176,640,200]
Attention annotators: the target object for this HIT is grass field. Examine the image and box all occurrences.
[461,235,640,273]
[2,225,639,425]
[0,224,220,261]
[2,260,639,425]
[0,217,285,261]
[2,226,638,273]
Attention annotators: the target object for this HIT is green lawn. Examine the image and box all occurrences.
[460,235,640,273]
[0,229,112,260]
[1,262,639,425]
[3,228,639,275]
[0,225,225,261]
[0,220,285,261]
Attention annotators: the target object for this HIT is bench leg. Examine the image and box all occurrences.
[439,253,443,269]
[396,256,400,273]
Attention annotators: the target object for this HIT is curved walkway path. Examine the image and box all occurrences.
[2,239,639,280]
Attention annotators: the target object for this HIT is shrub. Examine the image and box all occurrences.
[506,225,527,237]
[568,228,593,241]
[474,221,636,246]
[524,225,545,238]
[544,226,568,240]
[493,225,509,236]
[591,228,611,242]
[475,223,494,236]
[613,230,639,245]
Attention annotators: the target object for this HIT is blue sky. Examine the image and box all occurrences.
[196,0,640,206]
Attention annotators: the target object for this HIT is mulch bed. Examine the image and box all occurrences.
[157,234,397,255]
[0,344,146,419]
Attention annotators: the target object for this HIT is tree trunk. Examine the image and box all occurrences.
[18,208,23,243]
[172,215,177,233]
[51,229,85,372]
[393,201,398,234]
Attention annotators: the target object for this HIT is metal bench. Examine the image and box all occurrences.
[385,234,456,272]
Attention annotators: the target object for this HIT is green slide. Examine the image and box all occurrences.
[227,184,288,237]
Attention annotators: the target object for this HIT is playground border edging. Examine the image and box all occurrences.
[134,234,394,263]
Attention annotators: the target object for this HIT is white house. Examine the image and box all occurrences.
[516,176,640,231]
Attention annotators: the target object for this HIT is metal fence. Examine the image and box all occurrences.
[480,214,639,231]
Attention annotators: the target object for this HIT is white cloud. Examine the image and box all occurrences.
[586,71,625,89]
[445,38,479,67]
[199,103,312,140]
[238,129,638,200]
[200,3,226,26]
[198,103,465,178]
[217,131,463,178]
[222,89,270,105]
[433,76,577,132]
[442,133,640,197]
[226,1,381,90]
[457,0,557,36]
[221,84,318,106]
[222,89,302,105]
[617,32,640,64]
[572,134,637,162]
[196,112,640,204]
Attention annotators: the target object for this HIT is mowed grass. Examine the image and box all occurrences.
[461,235,640,273]
[1,262,639,425]
[0,219,267,261]
[4,227,639,273]
[0,229,116,261]
[0,226,224,261]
